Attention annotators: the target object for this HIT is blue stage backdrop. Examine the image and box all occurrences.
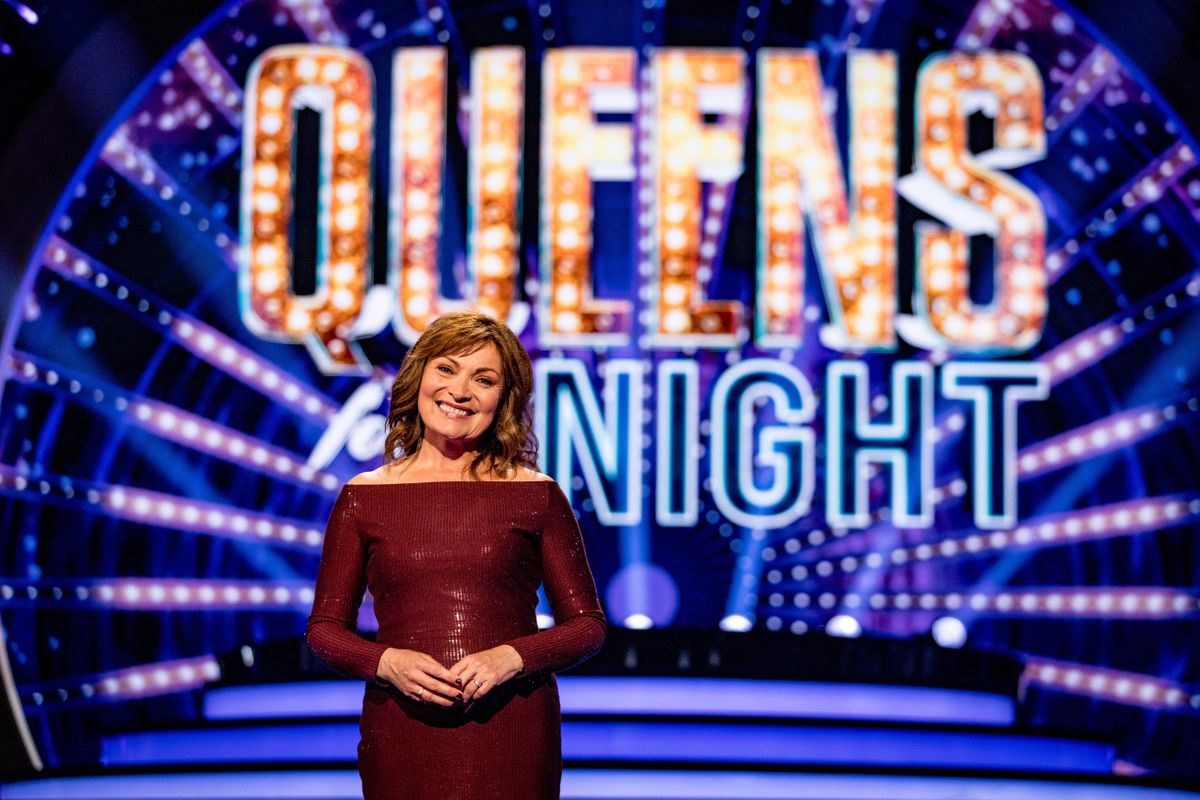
[0,0,1197,775]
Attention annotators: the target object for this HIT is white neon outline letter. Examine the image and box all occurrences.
[941,361,1050,529]
[656,360,699,526]
[826,360,935,529]
[535,358,643,526]
[710,359,816,529]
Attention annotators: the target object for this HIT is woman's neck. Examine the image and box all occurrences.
[404,436,487,480]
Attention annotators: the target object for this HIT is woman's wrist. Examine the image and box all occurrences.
[500,643,524,675]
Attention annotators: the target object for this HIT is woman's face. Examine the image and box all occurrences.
[416,344,505,450]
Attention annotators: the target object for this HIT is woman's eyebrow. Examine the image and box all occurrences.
[439,355,499,376]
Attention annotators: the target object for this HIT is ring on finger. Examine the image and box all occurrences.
[415,686,425,701]
[472,678,483,689]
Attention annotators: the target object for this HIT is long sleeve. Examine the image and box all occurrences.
[306,486,390,681]
[503,481,606,675]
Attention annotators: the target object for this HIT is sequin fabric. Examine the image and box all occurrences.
[306,480,606,799]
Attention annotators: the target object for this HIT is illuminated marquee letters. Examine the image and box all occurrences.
[898,51,1048,354]
[757,50,898,350]
[243,44,1048,359]
[540,49,637,345]
[240,46,374,373]
[241,44,1053,531]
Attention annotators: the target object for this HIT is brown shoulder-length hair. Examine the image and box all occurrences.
[384,311,537,478]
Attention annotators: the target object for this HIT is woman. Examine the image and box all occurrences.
[306,311,606,799]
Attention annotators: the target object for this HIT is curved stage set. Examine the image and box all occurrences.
[0,0,1198,797]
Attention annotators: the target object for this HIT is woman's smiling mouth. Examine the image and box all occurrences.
[438,401,474,418]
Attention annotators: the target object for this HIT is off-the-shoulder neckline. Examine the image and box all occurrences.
[347,479,556,487]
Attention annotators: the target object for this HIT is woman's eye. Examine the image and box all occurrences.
[478,378,495,387]
[436,364,452,374]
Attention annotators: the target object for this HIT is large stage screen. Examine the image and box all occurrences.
[0,0,1197,779]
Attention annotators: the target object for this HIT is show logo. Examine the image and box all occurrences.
[239,45,1051,531]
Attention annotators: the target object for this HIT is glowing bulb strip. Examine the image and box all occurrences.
[280,0,347,46]
[1044,46,1116,135]
[242,46,373,373]
[100,126,239,264]
[22,655,220,709]
[390,47,451,343]
[845,0,887,27]
[1024,657,1199,712]
[650,50,746,346]
[99,484,325,549]
[40,236,338,425]
[0,579,316,611]
[812,588,1198,619]
[757,50,897,349]
[0,464,324,551]
[540,48,636,344]
[923,268,1200,454]
[779,496,1199,578]
[179,39,243,126]
[172,316,337,421]
[8,352,340,491]
[1017,397,1196,478]
[1040,323,1123,384]
[905,52,1047,352]
[954,0,1014,50]
[1047,141,1194,281]
[467,48,525,325]
[125,394,340,489]
[888,496,1197,568]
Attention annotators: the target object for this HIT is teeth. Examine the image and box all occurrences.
[439,402,470,418]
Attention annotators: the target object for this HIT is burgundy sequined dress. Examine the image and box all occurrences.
[306,480,606,800]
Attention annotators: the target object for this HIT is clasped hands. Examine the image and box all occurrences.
[375,645,524,707]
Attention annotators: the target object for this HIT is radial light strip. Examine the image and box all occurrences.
[179,39,243,126]
[784,496,1199,577]
[1017,395,1196,478]
[280,0,347,45]
[0,465,325,551]
[770,588,1199,619]
[21,656,220,711]
[41,236,338,425]
[0,579,316,611]
[954,0,1012,50]
[7,352,340,492]
[1044,46,1116,137]
[1047,141,1194,282]
[1025,656,1199,712]
[100,126,239,266]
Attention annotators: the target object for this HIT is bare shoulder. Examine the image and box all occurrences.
[347,464,404,485]
[513,466,555,483]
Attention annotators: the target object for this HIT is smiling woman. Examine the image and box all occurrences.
[305,310,605,799]
[380,311,539,480]
[418,347,504,453]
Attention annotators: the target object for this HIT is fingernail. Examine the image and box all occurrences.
[456,693,463,701]
[455,679,462,686]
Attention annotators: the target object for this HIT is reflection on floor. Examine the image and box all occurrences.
[5,677,1196,799]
